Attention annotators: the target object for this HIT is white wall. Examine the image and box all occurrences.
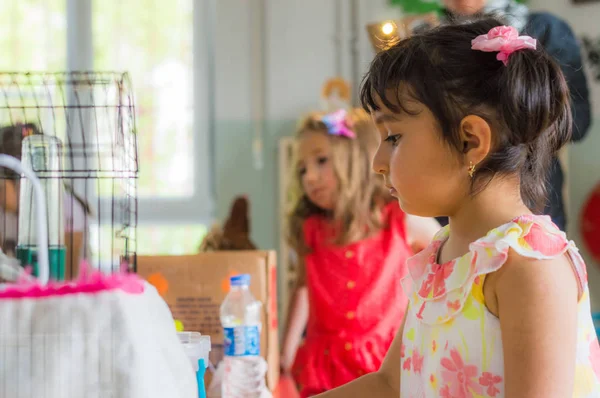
[265,0,402,119]
[213,0,400,249]
[212,1,405,313]
[528,0,600,309]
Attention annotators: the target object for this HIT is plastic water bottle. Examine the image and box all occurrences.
[220,274,269,398]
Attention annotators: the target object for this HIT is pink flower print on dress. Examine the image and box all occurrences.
[418,262,455,298]
[428,240,443,263]
[590,338,600,378]
[403,357,412,371]
[447,299,461,312]
[440,349,483,397]
[522,221,568,256]
[412,349,424,374]
[479,372,503,397]
[440,385,452,398]
[470,251,478,267]
[416,302,426,320]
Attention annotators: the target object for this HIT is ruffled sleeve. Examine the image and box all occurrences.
[403,214,585,325]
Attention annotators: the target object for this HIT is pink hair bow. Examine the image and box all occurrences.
[321,109,356,139]
[471,26,537,66]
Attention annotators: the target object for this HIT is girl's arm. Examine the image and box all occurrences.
[315,302,407,397]
[405,214,440,252]
[280,257,309,374]
[495,254,579,397]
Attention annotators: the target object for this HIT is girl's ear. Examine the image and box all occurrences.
[458,115,492,167]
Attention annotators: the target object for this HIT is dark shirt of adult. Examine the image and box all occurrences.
[435,0,591,231]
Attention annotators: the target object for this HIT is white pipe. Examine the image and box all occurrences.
[334,0,343,77]
[0,155,49,285]
[249,0,266,170]
[349,0,360,106]
[67,0,94,235]
[67,0,92,72]
[197,0,217,200]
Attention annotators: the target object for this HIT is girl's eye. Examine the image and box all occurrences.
[317,156,328,165]
[385,134,401,146]
[298,166,306,176]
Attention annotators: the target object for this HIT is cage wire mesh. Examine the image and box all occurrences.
[0,71,138,278]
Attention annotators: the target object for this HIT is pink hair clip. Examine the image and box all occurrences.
[471,26,537,66]
[321,109,356,139]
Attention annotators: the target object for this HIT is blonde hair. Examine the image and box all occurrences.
[286,108,390,255]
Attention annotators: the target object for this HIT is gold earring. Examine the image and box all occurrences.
[468,161,476,178]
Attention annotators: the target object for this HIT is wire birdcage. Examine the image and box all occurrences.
[0,71,138,278]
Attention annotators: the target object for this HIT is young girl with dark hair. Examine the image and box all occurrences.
[317,18,600,398]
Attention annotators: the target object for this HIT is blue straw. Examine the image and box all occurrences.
[197,359,207,398]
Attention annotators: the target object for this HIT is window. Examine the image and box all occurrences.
[2,0,214,256]
[92,224,208,258]
[93,1,195,198]
[137,225,208,255]
[0,1,66,71]
[91,0,214,252]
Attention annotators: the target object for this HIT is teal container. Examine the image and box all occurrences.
[16,245,66,280]
[197,359,207,398]
[593,313,600,339]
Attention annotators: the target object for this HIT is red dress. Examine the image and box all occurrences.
[292,202,413,397]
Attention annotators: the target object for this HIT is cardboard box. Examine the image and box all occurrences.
[137,251,279,391]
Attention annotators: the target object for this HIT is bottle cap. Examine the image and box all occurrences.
[230,274,251,287]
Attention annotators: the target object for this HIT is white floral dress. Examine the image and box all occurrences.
[400,215,600,397]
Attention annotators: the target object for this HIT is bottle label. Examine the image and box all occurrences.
[223,326,260,356]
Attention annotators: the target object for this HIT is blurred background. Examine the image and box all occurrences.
[2,0,599,304]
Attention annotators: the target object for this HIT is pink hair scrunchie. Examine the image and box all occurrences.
[471,26,537,66]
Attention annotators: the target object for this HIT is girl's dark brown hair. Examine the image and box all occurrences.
[360,16,572,212]
[286,109,391,255]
